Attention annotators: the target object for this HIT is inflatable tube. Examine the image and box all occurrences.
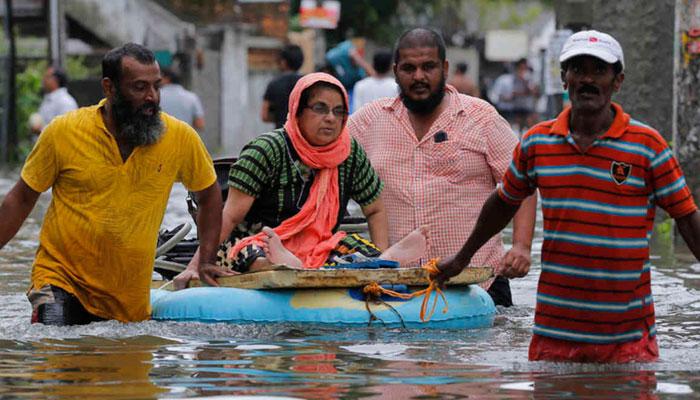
[150,286,496,329]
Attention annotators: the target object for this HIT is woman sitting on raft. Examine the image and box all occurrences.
[175,73,427,288]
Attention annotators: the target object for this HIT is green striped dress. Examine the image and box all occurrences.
[220,129,384,270]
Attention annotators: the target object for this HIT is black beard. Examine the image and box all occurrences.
[400,75,447,115]
[111,88,163,147]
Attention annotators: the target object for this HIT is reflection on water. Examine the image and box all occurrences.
[0,336,170,398]
[1,173,699,399]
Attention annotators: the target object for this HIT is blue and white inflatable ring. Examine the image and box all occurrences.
[150,285,496,329]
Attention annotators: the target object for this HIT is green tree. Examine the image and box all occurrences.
[290,0,552,46]
[2,53,98,163]
[14,60,44,161]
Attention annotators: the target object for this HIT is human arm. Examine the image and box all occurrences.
[192,116,205,131]
[677,210,700,261]
[491,75,514,102]
[191,182,228,287]
[219,188,256,242]
[33,99,52,134]
[261,81,276,123]
[500,192,537,278]
[349,48,376,77]
[467,78,481,98]
[649,140,700,261]
[0,179,41,250]
[479,106,535,278]
[435,190,521,284]
[351,84,362,113]
[347,138,385,248]
[187,94,206,132]
[260,100,274,123]
[29,113,44,134]
[174,187,255,289]
[361,197,389,251]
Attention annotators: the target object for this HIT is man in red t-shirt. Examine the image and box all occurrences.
[435,30,700,363]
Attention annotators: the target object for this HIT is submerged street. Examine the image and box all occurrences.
[0,173,698,398]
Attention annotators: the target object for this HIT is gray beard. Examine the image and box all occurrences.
[112,92,164,147]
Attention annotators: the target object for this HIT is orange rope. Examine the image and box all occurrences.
[361,258,448,322]
[417,258,449,322]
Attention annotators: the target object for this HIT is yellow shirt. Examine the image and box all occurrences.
[21,100,216,322]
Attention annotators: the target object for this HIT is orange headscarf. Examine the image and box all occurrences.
[229,73,351,269]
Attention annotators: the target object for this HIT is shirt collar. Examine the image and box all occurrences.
[162,83,182,90]
[45,87,69,100]
[95,98,110,133]
[550,102,629,139]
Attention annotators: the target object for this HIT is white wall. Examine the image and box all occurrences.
[65,0,194,52]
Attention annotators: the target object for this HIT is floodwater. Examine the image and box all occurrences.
[0,171,699,399]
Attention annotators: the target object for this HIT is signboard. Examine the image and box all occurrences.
[484,30,528,62]
[544,29,573,95]
[300,0,341,30]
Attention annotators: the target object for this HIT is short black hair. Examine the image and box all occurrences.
[296,81,346,117]
[315,62,337,77]
[455,62,468,74]
[560,57,623,76]
[50,66,69,87]
[281,44,304,71]
[393,27,446,64]
[161,66,181,84]
[102,43,156,84]
[515,58,529,68]
[373,50,393,74]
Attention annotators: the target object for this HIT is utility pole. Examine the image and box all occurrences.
[553,0,592,31]
[675,0,700,202]
[1,0,17,165]
[551,1,592,117]
[48,0,66,67]
[593,0,675,141]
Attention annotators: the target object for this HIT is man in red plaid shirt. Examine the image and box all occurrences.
[349,27,537,306]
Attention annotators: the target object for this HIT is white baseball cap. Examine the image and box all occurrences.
[559,30,624,70]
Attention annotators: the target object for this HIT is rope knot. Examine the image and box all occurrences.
[359,258,449,323]
[362,282,384,298]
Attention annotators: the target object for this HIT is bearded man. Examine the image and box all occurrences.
[0,43,229,325]
[348,28,537,306]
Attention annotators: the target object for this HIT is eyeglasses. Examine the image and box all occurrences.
[305,102,348,118]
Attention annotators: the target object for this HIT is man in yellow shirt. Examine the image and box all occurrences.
[0,43,230,325]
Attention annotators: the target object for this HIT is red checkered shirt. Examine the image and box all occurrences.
[348,85,518,275]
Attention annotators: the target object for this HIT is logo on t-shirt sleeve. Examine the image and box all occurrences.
[610,161,632,185]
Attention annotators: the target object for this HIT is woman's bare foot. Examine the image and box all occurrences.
[247,257,275,272]
[379,225,428,266]
[261,227,303,269]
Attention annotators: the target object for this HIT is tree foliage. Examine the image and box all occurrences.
[290,0,399,45]
[290,0,550,46]
[14,60,43,161]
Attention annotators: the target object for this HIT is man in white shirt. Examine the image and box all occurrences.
[351,50,398,112]
[159,67,206,132]
[489,68,514,117]
[30,66,78,134]
[489,59,538,133]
